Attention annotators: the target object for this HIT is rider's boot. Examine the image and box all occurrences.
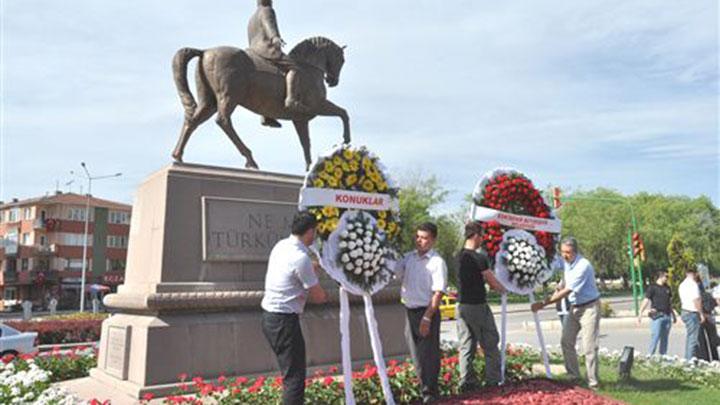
[261,117,282,128]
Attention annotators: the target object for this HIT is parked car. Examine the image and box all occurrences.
[440,294,458,320]
[0,323,38,357]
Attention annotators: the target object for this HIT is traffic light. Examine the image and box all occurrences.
[632,232,646,262]
[552,187,562,209]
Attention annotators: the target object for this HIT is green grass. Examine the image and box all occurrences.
[551,361,720,405]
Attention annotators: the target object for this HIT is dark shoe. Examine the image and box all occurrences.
[261,117,282,128]
[459,382,480,393]
[422,395,439,405]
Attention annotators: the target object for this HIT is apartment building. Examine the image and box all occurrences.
[0,192,131,310]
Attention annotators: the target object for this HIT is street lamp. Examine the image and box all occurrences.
[78,162,121,312]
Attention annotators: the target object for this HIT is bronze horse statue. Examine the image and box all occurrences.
[171,37,349,170]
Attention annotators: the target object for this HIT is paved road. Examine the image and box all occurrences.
[441,295,698,359]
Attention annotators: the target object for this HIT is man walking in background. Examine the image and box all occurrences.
[679,267,706,360]
[638,271,677,355]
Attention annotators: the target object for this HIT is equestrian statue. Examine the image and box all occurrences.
[171,0,349,170]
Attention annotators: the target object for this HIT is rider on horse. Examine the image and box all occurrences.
[248,0,307,128]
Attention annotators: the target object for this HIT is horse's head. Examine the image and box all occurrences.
[324,44,345,88]
[290,37,346,87]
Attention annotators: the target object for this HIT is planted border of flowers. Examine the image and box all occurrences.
[158,344,535,404]
[0,345,97,404]
[519,343,720,389]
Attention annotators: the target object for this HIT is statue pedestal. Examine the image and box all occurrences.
[91,163,407,399]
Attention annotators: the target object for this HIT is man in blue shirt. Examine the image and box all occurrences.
[531,237,601,388]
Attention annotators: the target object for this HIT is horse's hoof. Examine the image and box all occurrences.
[245,162,259,170]
[172,153,183,163]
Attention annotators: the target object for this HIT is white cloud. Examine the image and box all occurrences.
[1,0,717,206]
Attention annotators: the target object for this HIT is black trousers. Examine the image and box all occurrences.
[405,307,441,401]
[261,311,306,405]
[697,318,720,362]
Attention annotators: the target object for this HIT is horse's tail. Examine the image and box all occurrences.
[172,47,203,119]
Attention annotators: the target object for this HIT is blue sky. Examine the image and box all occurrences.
[1,0,718,210]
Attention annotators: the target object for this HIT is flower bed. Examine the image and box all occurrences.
[6,319,102,344]
[435,378,623,405]
[159,346,535,404]
[0,346,96,404]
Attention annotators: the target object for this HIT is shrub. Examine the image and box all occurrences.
[600,301,614,318]
[6,319,102,344]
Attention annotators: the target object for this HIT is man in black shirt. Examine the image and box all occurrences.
[638,271,677,355]
[455,222,506,391]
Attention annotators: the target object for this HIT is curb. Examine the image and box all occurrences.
[522,316,712,332]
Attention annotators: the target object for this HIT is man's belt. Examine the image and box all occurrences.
[572,297,599,308]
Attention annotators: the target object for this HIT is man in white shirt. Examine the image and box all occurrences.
[679,267,706,360]
[261,211,327,405]
[395,222,448,404]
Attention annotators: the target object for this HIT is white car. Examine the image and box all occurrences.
[0,324,38,357]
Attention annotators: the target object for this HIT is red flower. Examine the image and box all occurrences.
[328,365,338,373]
[142,393,155,401]
[323,376,334,386]
[443,372,452,382]
[200,384,213,396]
[177,372,188,382]
[235,376,249,385]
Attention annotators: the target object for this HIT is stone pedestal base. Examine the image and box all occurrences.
[89,163,408,399]
[91,303,407,398]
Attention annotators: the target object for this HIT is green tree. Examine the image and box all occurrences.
[397,174,464,287]
[666,234,697,311]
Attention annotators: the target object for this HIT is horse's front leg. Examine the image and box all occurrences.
[292,119,312,171]
[316,100,351,144]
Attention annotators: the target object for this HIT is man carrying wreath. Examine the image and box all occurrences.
[455,222,507,391]
[394,222,448,404]
[531,236,601,389]
[261,211,328,405]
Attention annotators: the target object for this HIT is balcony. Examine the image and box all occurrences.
[3,243,18,256]
[33,218,44,230]
[32,244,55,256]
[3,271,17,283]
[17,270,59,285]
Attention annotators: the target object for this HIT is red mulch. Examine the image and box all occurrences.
[435,379,623,405]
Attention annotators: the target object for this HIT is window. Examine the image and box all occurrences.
[61,233,91,247]
[6,259,16,273]
[68,208,87,221]
[4,288,17,301]
[21,233,31,245]
[0,210,4,223]
[67,258,87,269]
[39,235,47,246]
[107,235,128,248]
[21,258,29,271]
[107,259,126,271]
[23,207,32,220]
[36,258,49,271]
[8,209,18,222]
[109,211,130,224]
